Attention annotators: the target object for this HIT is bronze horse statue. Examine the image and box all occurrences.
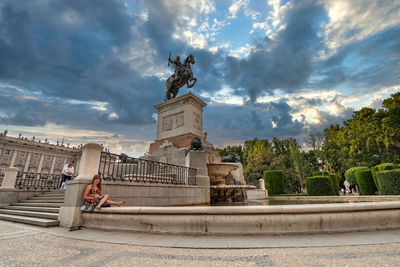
[165,54,197,101]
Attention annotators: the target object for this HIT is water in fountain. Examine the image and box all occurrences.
[207,163,256,203]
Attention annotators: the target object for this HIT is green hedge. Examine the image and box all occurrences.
[312,171,323,176]
[328,174,340,196]
[344,167,369,185]
[371,163,398,189]
[263,170,284,194]
[355,169,377,195]
[371,166,378,189]
[376,170,400,195]
[306,176,335,196]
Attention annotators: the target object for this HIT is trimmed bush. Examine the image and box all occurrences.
[306,176,335,196]
[376,170,400,195]
[355,169,377,195]
[344,167,369,185]
[312,171,323,176]
[328,174,340,196]
[371,163,398,189]
[263,170,284,195]
[371,166,379,189]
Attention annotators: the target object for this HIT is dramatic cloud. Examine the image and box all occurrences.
[225,0,326,102]
[0,0,399,156]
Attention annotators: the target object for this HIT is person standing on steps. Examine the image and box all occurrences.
[60,161,74,188]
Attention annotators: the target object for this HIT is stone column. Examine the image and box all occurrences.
[185,150,210,204]
[49,155,56,174]
[37,154,45,173]
[23,152,32,172]
[1,167,18,189]
[9,151,17,167]
[59,143,103,228]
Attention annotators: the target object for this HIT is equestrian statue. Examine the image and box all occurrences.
[165,52,197,101]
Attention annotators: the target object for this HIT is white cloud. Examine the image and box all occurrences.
[250,0,291,35]
[208,43,230,54]
[174,30,208,49]
[228,0,259,20]
[200,85,244,105]
[167,0,219,49]
[292,108,320,124]
[322,0,400,53]
[342,84,400,110]
[228,43,254,58]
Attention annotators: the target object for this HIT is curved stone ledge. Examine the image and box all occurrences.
[268,195,400,201]
[81,201,400,235]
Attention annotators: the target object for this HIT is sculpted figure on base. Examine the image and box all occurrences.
[165,52,197,101]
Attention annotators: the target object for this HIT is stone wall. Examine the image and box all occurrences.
[101,180,208,206]
[81,201,400,235]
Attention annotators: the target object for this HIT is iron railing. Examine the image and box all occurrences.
[15,172,63,190]
[98,152,197,185]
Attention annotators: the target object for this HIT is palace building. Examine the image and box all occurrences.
[0,130,81,183]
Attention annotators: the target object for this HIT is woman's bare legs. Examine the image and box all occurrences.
[106,200,126,207]
[95,194,109,209]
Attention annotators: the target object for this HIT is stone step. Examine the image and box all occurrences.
[29,196,65,201]
[11,202,63,208]
[21,199,64,203]
[0,209,58,220]
[0,213,59,227]
[40,190,65,195]
[4,206,60,213]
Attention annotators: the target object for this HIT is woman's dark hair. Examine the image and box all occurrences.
[92,175,102,192]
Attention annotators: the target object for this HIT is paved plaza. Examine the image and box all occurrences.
[1,220,400,266]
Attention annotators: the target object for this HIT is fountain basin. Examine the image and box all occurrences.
[82,200,400,235]
[207,163,238,177]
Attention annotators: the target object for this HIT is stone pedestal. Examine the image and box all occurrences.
[185,151,210,203]
[259,178,266,190]
[149,92,206,154]
[1,167,18,189]
[59,143,103,228]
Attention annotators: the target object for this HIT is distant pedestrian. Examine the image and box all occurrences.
[60,161,74,188]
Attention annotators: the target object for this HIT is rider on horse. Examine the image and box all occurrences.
[165,52,197,101]
[168,55,183,83]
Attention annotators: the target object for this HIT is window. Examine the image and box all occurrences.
[58,156,63,161]
[46,155,51,161]
[33,153,39,159]
[0,168,5,175]
[4,149,10,155]
[19,151,25,157]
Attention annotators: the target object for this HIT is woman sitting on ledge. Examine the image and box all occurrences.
[84,175,125,210]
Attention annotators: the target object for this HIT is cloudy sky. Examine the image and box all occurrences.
[0,0,399,156]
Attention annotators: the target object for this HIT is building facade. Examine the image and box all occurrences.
[0,131,81,180]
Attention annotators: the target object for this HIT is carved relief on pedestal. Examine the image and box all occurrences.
[162,112,184,132]
[193,112,200,130]
[174,112,184,128]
